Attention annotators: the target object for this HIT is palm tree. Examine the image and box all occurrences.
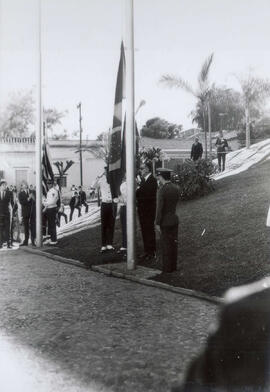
[237,73,270,148]
[160,53,214,159]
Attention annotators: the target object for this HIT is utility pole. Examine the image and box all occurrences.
[77,102,83,186]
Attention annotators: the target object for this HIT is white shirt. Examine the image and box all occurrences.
[144,173,151,182]
[44,188,59,209]
[96,175,112,203]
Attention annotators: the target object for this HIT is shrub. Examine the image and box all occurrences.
[173,159,217,200]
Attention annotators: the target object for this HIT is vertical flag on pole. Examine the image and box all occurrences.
[42,124,54,195]
[108,42,126,198]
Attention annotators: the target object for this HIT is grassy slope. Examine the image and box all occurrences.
[47,159,270,297]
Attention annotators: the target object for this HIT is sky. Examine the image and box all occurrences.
[1,0,270,139]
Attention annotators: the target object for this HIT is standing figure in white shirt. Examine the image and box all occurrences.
[43,179,59,245]
[118,175,127,254]
[92,167,116,253]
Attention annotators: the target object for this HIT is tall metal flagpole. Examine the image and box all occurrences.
[125,0,136,270]
[36,0,43,247]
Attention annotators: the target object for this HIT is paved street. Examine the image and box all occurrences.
[0,250,218,392]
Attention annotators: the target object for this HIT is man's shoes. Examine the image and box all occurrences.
[100,246,107,253]
[106,245,115,251]
[19,242,28,247]
[7,244,13,249]
[49,241,58,246]
[43,239,51,245]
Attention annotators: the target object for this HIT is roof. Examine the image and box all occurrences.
[140,137,195,150]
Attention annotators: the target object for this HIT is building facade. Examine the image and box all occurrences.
[0,137,105,193]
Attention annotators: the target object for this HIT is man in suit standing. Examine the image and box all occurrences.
[0,179,13,249]
[190,137,203,161]
[136,161,157,261]
[18,181,32,246]
[155,168,179,273]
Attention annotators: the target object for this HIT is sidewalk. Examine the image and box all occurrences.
[0,249,218,392]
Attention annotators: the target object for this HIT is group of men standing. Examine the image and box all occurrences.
[92,162,180,273]
[0,179,36,248]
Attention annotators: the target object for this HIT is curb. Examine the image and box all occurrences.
[92,265,223,305]
[23,247,223,305]
[22,247,89,270]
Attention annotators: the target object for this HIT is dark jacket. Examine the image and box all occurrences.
[215,137,229,153]
[136,174,157,216]
[69,195,81,209]
[155,182,179,227]
[191,142,203,161]
[175,282,270,392]
[0,190,12,217]
[19,190,32,218]
[79,190,87,204]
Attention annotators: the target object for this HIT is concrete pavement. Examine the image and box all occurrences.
[0,249,218,392]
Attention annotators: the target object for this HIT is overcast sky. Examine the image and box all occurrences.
[0,0,270,139]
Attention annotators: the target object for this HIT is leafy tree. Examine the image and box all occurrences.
[236,73,270,148]
[160,53,214,158]
[190,86,245,132]
[141,117,182,139]
[0,90,35,137]
[44,107,67,139]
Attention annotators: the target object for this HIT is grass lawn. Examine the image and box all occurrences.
[47,159,270,297]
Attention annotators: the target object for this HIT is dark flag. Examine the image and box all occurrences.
[42,126,54,195]
[108,42,126,198]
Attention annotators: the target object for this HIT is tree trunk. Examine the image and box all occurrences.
[245,106,250,148]
[207,100,212,159]
[203,109,208,159]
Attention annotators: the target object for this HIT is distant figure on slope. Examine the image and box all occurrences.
[69,191,81,221]
[190,137,203,161]
[215,131,229,172]
[78,186,89,213]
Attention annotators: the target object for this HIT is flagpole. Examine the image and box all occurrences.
[36,0,43,247]
[125,0,136,270]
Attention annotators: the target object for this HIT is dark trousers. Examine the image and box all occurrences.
[138,209,156,255]
[70,206,81,221]
[0,215,10,246]
[101,202,116,246]
[57,212,68,226]
[22,215,30,244]
[217,153,226,171]
[160,224,178,272]
[120,205,127,248]
[46,207,57,242]
[30,215,36,244]
[81,201,89,213]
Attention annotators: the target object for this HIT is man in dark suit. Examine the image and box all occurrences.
[155,168,179,272]
[173,278,270,392]
[78,186,88,213]
[190,137,203,161]
[18,181,32,246]
[0,179,13,249]
[136,161,157,260]
[69,191,82,221]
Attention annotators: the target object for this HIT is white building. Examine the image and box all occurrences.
[0,137,105,192]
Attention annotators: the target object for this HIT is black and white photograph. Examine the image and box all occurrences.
[1,0,270,390]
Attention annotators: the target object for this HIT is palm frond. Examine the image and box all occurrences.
[198,53,214,85]
[159,74,195,96]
